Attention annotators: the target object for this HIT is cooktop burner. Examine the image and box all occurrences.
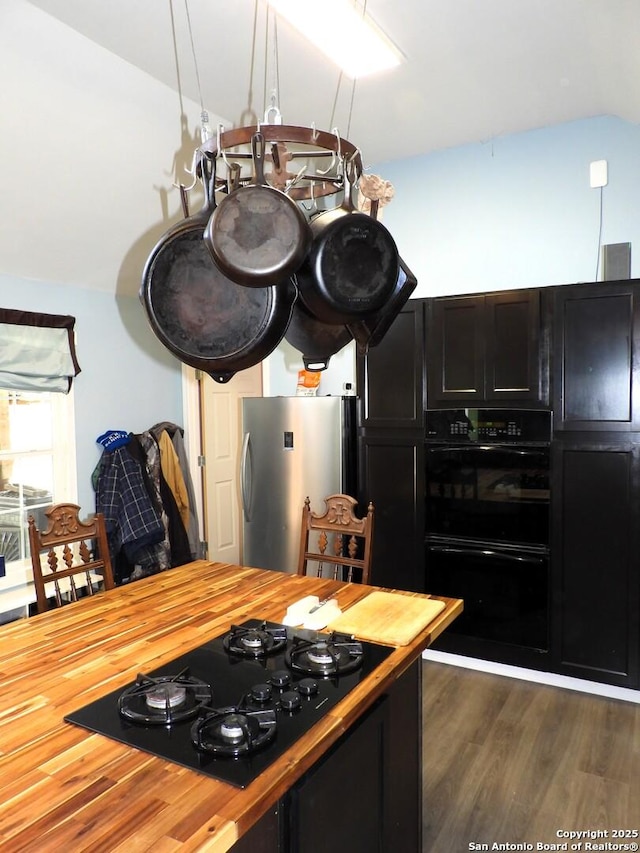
[118,670,213,725]
[286,636,364,677]
[223,622,288,658]
[64,619,393,788]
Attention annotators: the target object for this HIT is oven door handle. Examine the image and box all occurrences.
[427,545,546,564]
[426,446,547,457]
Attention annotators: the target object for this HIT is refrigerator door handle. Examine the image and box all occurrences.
[241,432,252,522]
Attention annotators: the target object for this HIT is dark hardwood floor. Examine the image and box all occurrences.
[422,660,640,852]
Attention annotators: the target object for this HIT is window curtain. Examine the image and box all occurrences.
[0,309,81,393]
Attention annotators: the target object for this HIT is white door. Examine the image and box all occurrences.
[200,365,262,564]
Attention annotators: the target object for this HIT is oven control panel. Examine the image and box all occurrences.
[425,408,552,444]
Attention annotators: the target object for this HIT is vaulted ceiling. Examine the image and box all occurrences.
[27,0,640,164]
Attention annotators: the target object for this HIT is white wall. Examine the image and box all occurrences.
[379,115,640,297]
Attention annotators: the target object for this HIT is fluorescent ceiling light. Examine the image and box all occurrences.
[267,0,403,79]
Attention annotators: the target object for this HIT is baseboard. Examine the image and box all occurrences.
[422,649,640,705]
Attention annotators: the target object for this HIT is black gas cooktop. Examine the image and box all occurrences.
[64,619,393,789]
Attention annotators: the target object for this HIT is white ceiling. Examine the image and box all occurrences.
[25,0,640,165]
[3,0,640,297]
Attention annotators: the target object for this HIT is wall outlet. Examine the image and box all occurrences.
[590,159,608,188]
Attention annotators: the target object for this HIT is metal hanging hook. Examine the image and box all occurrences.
[299,171,317,213]
[172,147,200,191]
[216,123,232,169]
[317,127,342,176]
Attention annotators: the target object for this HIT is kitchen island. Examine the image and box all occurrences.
[0,560,462,852]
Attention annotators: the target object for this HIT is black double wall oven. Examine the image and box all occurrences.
[424,408,551,667]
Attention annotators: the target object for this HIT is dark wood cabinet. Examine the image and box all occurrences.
[359,432,424,592]
[357,300,425,591]
[551,439,640,688]
[426,289,549,407]
[553,280,640,431]
[288,660,422,853]
[358,299,425,430]
[288,699,387,852]
[230,807,281,852]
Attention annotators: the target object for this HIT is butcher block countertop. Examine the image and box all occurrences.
[0,560,462,852]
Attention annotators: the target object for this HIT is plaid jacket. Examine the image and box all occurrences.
[95,444,165,565]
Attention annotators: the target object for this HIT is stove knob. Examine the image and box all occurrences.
[280,691,302,711]
[297,678,319,697]
[251,683,272,703]
[270,670,291,689]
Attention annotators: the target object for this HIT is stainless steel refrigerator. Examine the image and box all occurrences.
[240,395,358,573]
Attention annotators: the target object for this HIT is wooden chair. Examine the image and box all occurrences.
[297,494,374,584]
[28,502,115,614]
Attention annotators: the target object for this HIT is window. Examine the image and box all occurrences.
[0,389,77,568]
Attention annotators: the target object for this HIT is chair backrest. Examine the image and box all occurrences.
[28,502,115,614]
[297,494,374,584]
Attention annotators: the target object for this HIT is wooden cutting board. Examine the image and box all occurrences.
[327,591,446,646]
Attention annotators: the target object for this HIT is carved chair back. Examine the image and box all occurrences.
[297,493,374,584]
[28,502,115,614]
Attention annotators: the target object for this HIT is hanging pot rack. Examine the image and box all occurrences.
[201,124,364,202]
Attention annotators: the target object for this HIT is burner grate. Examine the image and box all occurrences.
[191,707,277,757]
[285,634,364,677]
[118,670,213,725]
[223,622,288,658]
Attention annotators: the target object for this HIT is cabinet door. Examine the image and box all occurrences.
[427,295,485,405]
[426,289,546,407]
[485,289,544,403]
[551,440,640,687]
[288,699,387,853]
[359,433,424,592]
[553,281,640,431]
[230,806,281,852]
[357,300,424,429]
[383,659,421,853]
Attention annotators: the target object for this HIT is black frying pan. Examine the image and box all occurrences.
[347,256,418,354]
[140,154,298,383]
[294,159,399,325]
[204,131,311,288]
[284,299,353,371]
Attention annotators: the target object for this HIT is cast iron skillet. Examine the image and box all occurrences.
[140,154,298,383]
[284,299,353,371]
[294,158,399,325]
[204,131,311,288]
[347,255,418,354]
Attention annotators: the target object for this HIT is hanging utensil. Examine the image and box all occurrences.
[295,155,399,325]
[347,256,418,353]
[204,131,311,288]
[140,154,298,383]
[285,300,353,371]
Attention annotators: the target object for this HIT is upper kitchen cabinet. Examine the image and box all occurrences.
[553,279,640,432]
[426,289,550,408]
[357,300,425,430]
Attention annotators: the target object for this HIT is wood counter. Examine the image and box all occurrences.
[0,561,462,852]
